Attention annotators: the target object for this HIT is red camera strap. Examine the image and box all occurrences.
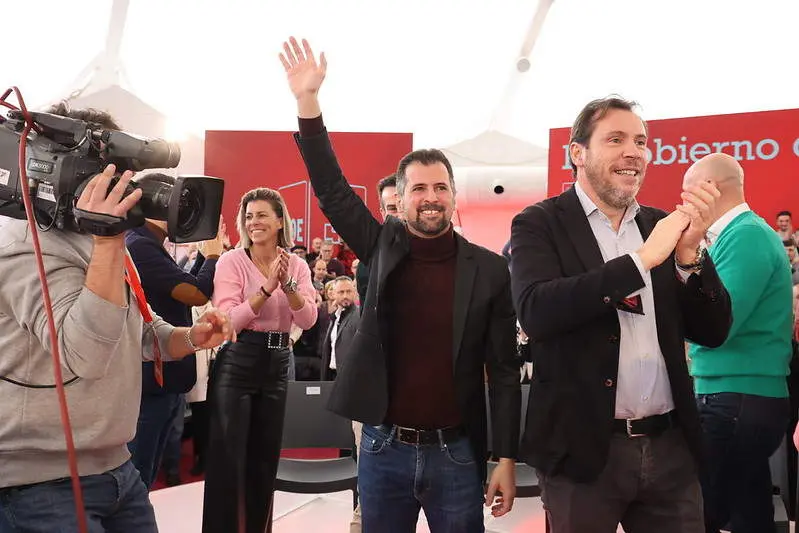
[123,252,164,387]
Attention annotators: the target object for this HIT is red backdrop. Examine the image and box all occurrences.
[548,108,799,222]
[204,131,413,248]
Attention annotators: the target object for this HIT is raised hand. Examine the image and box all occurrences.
[637,211,691,271]
[279,37,327,100]
[675,180,721,263]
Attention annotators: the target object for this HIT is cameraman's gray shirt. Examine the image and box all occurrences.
[0,219,175,487]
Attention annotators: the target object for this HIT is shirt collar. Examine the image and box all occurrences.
[574,182,640,226]
[706,203,750,245]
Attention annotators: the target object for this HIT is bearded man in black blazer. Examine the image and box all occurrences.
[510,97,732,533]
[280,37,521,533]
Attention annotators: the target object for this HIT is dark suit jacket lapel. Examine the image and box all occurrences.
[452,234,476,366]
[556,186,605,271]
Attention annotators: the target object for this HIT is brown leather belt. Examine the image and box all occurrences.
[379,424,465,446]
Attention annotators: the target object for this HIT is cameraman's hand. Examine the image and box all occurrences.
[81,165,141,306]
[189,308,236,350]
[77,164,142,242]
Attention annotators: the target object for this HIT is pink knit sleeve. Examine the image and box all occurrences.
[212,251,258,333]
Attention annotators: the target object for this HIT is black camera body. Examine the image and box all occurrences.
[0,109,224,243]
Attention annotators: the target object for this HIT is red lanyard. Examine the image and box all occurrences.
[123,252,164,387]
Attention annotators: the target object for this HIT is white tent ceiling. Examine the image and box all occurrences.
[2,0,797,153]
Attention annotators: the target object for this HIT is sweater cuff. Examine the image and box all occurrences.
[298,115,324,137]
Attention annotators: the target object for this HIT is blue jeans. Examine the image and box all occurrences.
[0,460,157,532]
[698,392,790,533]
[160,396,186,476]
[128,393,182,488]
[358,424,485,533]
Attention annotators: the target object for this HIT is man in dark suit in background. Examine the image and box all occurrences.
[510,96,732,533]
[355,174,400,306]
[321,276,360,380]
[281,37,520,533]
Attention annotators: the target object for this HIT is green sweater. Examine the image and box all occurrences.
[689,210,794,397]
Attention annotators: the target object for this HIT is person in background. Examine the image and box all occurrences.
[319,240,345,279]
[355,174,400,306]
[311,257,329,294]
[337,241,357,277]
[684,153,793,532]
[291,244,308,260]
[125,173,225,489]
[307,236,323,263]
[784,239,799,285]
[776,211,799,243]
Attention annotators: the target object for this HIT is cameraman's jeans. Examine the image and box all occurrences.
[129,392,182,488]
[0,459,157,532]
[358,424,485,533]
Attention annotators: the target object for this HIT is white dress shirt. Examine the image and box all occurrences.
[575,183,675,419]
[329,308,343,370]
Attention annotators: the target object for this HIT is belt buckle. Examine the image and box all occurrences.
[626,419,646,438]
[266,332,283,349]
[398,427,419,445]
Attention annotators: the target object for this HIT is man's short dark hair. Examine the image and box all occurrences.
[291,245,307,252]
[395,150,455,198]
[783,239,797,248]
[47,100,121,131]
[376,174,397,207]
[568,96,645,177]
[777,210,792,219]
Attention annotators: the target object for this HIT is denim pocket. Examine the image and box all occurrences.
[442,437,476,466]
[360,426,390,456]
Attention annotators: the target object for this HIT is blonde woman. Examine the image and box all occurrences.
[202,188,317,533]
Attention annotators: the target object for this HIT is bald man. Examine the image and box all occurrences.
[684,153,794,533]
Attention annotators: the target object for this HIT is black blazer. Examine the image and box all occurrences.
[321,304,361,380]
[294,129,521,481]
[510,186,732,483]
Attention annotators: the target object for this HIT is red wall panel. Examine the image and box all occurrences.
[205,131,413,248]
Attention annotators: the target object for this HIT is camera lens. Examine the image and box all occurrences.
[175,183,204,238]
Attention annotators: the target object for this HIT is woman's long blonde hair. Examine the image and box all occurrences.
[235,188,294,249]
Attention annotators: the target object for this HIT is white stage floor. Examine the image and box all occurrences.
[149,481,550,532]
[150,482,794,532]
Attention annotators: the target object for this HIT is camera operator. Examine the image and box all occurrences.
[0,112,234,531]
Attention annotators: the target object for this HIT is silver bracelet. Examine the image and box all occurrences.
[185,326,200,352]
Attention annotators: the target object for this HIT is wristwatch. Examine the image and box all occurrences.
[282,277,298,293]
[676,247,707,271]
